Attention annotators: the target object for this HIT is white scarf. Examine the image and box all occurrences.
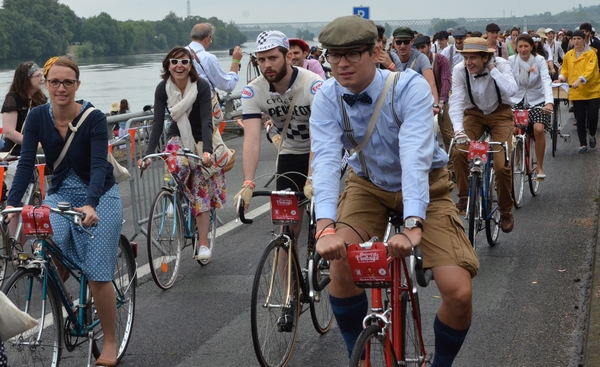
[515,54,536,89]
[166,77,198,151]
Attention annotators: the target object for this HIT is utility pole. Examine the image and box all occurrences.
[187,0,191,17]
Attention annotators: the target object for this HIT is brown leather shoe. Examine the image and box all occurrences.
[455,198,467,214]
[501,212,514,233]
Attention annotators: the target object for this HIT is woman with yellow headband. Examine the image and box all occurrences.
[5,56,122,367]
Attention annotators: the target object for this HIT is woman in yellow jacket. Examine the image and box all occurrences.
[558,29,600,153]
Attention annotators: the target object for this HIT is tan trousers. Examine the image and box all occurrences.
[452,104,514,214]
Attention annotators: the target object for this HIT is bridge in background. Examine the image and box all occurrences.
[237,14,600,40]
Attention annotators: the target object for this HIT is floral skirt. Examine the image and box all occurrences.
[164,136,226,216]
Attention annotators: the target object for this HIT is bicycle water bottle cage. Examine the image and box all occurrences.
[513,109,529,129]
[270,192,300,225]
[467,141,490,164]
[22,204,54,238]
[347,242,391,288]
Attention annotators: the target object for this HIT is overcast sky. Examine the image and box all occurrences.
[59,0,598,24]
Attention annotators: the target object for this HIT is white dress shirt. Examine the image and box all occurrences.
[441,44,464,74]
[448,57,518,132]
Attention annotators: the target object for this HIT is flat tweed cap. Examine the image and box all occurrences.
[319,15,377,50]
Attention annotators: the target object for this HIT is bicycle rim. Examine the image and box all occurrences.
[349,324,398,367]
[0,233,8,289]
[250,238,300,367]
[93,235,137,362]
[197,208,217,266]
[485,169,501,246]
[528,137,540,196]
[552,106,558,157]
[2,267,63,367]
[309,254,333,334]
[401,291,425,366]
[511,139,525,208]
[147,190,183,289]
[467,172,481,249]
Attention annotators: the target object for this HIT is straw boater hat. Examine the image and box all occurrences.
[456,37,495,53]
[536,28,548,39]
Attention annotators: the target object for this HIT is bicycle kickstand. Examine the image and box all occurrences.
[86,330,95,367]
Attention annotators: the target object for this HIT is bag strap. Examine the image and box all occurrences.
[188,46,216,92]
[277,71,309,151]
[53,107,95,170]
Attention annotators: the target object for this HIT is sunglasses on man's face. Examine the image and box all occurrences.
[395,39,412,46]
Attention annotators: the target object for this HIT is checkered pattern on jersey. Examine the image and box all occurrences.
[277,123,310,141]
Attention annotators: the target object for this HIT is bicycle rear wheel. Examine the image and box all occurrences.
[147,189,183,289]
[528,136,540,196]
[197,207,216,265]
[349,324,398,367]
[251,237,300,367]
[511,138,525,208]
[1,267,63,367]
[309,254,333,334]
[485,168,501,246]
[92,235,137,363]
[467,172,481,248]
[552,104,559,157]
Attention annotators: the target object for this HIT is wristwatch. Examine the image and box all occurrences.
[432,103,440,109]
[404,217,424,232]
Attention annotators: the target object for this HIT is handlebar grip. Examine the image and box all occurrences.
[311,250,331,292]
[237,197,253,224]
[413,247,433,287]
[265,125,273,144]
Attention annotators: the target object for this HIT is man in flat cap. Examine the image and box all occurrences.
[311,15,478,366]
[392,26,440,115]
[442,25,468,73]
[485,23,509,59]
[433,30,450,53]
[235,30,324,244]
[449,37,518,231]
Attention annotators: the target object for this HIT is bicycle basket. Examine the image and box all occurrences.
[22,205,53,238]
[347,242,391,288]
[467,141,490,163]
[270,193,300,225]
[513,109,529,129]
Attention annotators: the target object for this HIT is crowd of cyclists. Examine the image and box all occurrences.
[1,16,599,367]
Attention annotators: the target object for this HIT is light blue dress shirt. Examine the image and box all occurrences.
[310,68,448,221]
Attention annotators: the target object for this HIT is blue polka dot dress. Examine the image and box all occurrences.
[0,340,7,367]
[44,170,122,282]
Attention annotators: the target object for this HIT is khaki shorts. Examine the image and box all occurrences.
[336,167,479,277]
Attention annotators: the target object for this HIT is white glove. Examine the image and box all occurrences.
[454,131,470,145]
[303,182,313,200]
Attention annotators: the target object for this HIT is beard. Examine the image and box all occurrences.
[262,62,288,84]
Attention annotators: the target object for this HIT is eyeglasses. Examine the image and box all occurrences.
[325,48,370,64]
[46,79,77,88]
[169,58,191,66]
[394,39,412,46]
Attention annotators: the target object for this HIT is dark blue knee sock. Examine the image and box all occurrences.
[432,315,470,367]
[330,292,369,358]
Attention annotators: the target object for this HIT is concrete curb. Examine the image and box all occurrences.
[585,174,600,366]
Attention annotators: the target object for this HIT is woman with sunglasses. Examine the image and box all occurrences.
[1,61,47,157]
[508,34,554,178]
[139,46,225,263]
[5,56,123,367]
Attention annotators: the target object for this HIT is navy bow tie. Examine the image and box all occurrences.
[474,72,488,78]
[342,92,372,106]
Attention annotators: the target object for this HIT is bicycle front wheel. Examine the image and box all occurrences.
[528,137,540,196]
[349,324,398,367]
[485,168,501,246]
[2,267,63,367]
[0,233,8,289]
[401,291,425,366]
[251,237,300,367]
[511,138,525,208]
[467,172,481,248]
[147,189,183,289]
[309,254,333,334]
[92,235,137,363]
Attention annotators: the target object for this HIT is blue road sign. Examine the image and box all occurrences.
[353,6,370,19]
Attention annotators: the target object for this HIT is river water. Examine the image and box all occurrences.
[0,39,321,124]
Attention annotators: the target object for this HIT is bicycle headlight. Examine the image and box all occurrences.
[473,157,482,166]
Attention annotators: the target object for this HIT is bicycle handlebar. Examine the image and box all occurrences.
[312,242,432,291]
[236,190,308,225]
[449,138,510,167]
[140,149,204,178]
[1,202,93,237]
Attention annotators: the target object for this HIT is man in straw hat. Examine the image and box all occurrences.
[449,37,518,231]
[310,15,478,366]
